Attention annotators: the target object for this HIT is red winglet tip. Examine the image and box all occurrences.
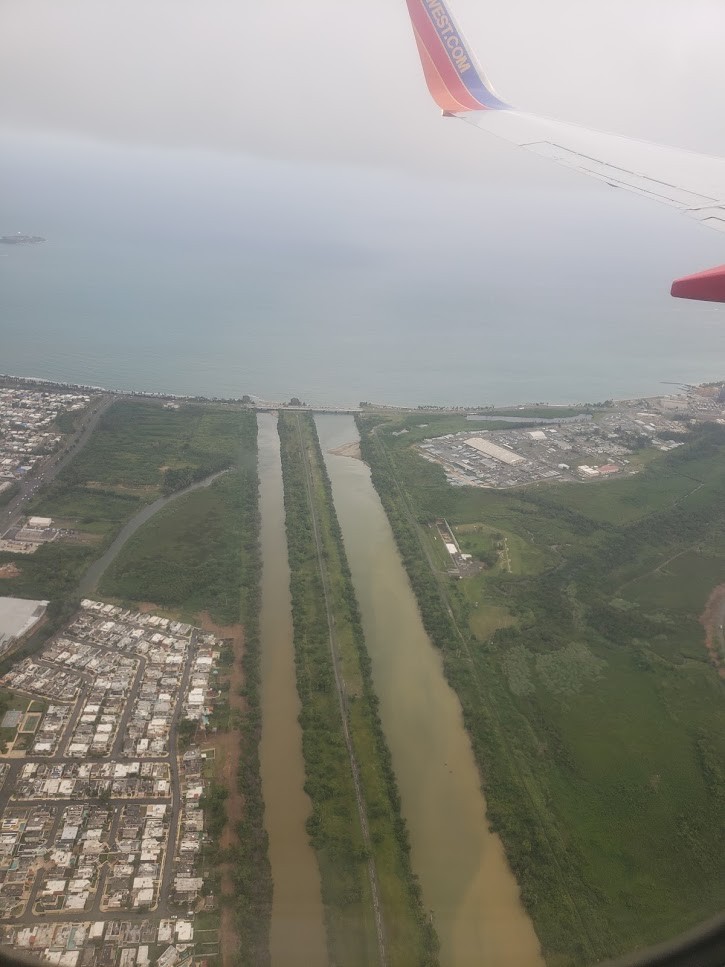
[671,264,725,303]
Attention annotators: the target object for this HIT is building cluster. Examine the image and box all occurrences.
[0,803,57,917]
[104,802,169,911]
[68,602,219,757]
[27,707,73,757]
[0,597,49,657]
[0,388,89,487]
[35,804,114,914]
[416,405,691,489]
[0,600,222,966]
[171,751,205,908]
[0,516,61,556]
[2,660,82,704]
[0,917,197,967]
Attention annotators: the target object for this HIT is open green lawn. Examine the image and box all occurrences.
[0,688,47,750]
[454,521,550,576]
[360,413,725,966]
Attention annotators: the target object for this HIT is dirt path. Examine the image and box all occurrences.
[699,585,725,680]
[198,612,246,967]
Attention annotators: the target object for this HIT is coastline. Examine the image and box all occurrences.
[0,370,698,414]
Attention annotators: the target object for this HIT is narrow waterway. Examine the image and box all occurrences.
[257,413,327,967]
[315,414,544,967]
[79,468,230,595]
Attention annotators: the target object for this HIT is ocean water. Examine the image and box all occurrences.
[2,132,724,406]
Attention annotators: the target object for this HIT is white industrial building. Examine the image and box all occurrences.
[465,437,524,465]
[0,597,48,654]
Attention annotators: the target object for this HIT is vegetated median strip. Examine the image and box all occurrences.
[294,415,387,967]
[360,418,598,963]
[279,412,438,967]
[233,418,273,967]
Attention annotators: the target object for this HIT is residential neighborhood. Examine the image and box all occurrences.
[0,388,90,489]
[0,601,222,967]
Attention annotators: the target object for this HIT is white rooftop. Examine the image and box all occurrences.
[0,597,49,652]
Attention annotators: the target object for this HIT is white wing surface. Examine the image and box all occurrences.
[463,111,725,234]
[404,0,725,300]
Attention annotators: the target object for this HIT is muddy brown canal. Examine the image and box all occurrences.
[315,414,543,967]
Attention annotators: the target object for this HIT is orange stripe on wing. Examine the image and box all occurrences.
[406,0,487,112]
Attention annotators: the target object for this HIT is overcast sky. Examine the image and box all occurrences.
[3,0,725,178]
[2,0,725,404]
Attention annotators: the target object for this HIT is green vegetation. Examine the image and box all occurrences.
[230,420,273,967]
[100,411,258,625]
[55,400,240,494]
[201,780,230,841]
[0,401,241,606]
[0,483,18,507]
[52,401,90,434]
[482,406,594,419]
[359,412,725,966]
[279,412,438,967]
[0,689,46,752]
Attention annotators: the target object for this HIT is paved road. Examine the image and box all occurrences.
[1,394,114,537]
[157,629,198,918]
[111,657,147,758]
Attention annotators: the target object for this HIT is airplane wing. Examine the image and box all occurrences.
[404,0,725,302]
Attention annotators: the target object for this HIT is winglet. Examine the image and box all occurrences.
[671,264,725,303]
[404,0,509,114]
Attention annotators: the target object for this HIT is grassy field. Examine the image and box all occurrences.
[279,413,438,967]
[359,412,725,966]
[0,689,47,752]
